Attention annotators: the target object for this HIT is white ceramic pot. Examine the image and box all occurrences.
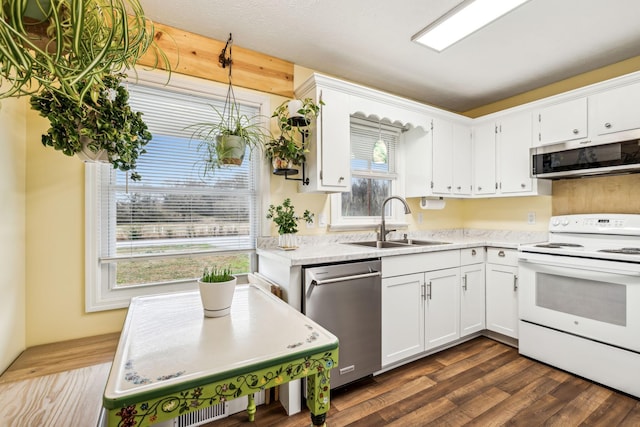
[76,135,110,163]
[198,277,237,317]
[287,99,304,118]
[216,135,246,166]
[278,233,298,249]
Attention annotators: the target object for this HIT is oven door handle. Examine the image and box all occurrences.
[519,257,640,276]
[310,271,381,286]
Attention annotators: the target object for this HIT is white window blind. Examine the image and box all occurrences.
[86,75,265,311]
[340,119,400,218]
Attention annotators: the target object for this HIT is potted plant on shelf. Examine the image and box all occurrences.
[198,266,237,318]
[268,98,322,173]
[264,135,308,172]
[266,198,314,249]
[30,73,151,180]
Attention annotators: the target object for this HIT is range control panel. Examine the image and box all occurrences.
[549,214,640,235]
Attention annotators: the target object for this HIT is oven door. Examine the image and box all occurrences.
[518,252,640,352]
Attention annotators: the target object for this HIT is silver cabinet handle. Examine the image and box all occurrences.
[447,186,452,190]
[478,186,482,191]
[605,122,612,128]
[338,176,344,182]
[310,271,380,286]
[498,250,506,257]
[421,282,426,299]
[572,128,579,134]
[471,249,477,256]
[457,186,461,190]
[427,281,432,300]
[521,183,526,188]
[462,274,468,291]
[514,275,518,291]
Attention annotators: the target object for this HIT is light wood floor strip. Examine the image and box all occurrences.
[0,362,111,427]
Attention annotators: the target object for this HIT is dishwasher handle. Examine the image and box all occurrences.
[310,270,381,286]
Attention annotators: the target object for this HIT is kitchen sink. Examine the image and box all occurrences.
[347,240,412,249]
[346,239,451,249]
[388,239,451,246]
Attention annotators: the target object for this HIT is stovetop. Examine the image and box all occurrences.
[519,214,640,263]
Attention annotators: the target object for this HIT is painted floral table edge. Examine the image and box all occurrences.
[107,348,338,427]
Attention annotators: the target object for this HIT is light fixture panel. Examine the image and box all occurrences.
[412,0,530,52]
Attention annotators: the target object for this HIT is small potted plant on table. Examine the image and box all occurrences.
[266,198,314,249]
[198,266,237,317]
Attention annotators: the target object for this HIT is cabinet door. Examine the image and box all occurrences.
[536,97,588,146]
[382,273,424,366]
[318,88,351,190]
[592,81,640,137]
[424,267,460,349]
[473,122,497,195]
[431,118,454,195]
[460,263,486,337]
[403,126,433,198]
[486,264,519,339]
[498,112,532,193]
[452,123,472,196]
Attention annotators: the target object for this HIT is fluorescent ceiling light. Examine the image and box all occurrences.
[412,0,530,52]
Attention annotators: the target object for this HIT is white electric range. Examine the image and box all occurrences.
[518,214,640,398]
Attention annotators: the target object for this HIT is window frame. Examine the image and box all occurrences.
[329,118,407,231]
[85,69,271,312]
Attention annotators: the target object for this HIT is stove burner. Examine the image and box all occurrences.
[598,247,640,255]
[535,242,584,249]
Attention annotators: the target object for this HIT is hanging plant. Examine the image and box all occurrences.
[268,98,322,167]
[189,34,268,174]
[0,0,168,104]
[30,73,151,180]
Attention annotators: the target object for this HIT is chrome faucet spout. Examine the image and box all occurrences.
[379,196,412,241]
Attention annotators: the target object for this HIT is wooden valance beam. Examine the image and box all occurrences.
[137,22,294,98]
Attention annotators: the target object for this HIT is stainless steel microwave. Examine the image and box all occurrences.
[531,139,640,179]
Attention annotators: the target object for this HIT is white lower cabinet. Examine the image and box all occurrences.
[460,248,486,337]
[381,273,424,365]
[485,248,519,339]
[381,251,460,367]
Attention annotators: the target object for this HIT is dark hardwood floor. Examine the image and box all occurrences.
[207,337,640,426]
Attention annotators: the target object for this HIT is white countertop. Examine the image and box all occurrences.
[257,229,547,266]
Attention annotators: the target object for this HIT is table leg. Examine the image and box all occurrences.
[247,393,256,422]
[306,370,330,427]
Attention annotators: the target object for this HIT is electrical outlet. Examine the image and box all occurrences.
[527,212,536,225]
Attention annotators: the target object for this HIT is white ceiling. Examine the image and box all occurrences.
[139,0,640,113]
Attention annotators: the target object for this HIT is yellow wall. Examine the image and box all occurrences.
[0,96,26,373]
[24,109,126,346]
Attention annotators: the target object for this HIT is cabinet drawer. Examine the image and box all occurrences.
[382,250,460,278]
[486,248,518,266]
[461,247,485,265]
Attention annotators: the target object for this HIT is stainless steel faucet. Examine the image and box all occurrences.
[378,196,411,241]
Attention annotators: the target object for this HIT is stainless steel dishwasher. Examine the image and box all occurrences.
[303,259,381,389]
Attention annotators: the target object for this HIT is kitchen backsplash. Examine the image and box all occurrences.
[553,174,640,215]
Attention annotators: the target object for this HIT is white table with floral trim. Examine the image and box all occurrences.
[103,284,339,426]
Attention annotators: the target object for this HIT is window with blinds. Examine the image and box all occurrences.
[341,119,400,217]
[86,74,266,311]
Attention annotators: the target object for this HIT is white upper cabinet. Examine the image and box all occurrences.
[431,118,454,195]
[403,125,433,198]
[452,123,473,196]
[498,112,533,193]
[534,97,588,146]
[591,80,640,138]
[295,79,351,193]
[472,121,497,196]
